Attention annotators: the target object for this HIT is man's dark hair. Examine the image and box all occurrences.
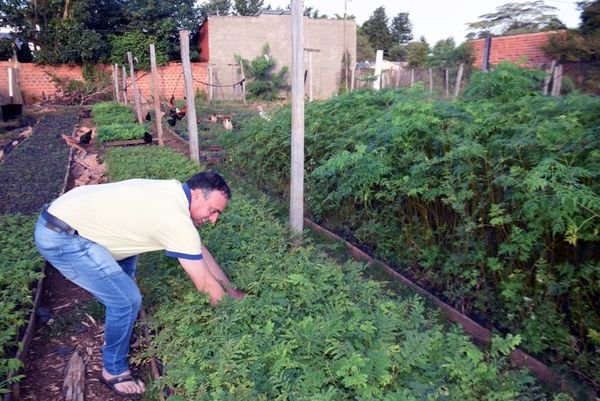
[186,171,232,199]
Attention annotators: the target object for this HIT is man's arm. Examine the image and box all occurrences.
[201,246,245,299]
[178,257,225,305]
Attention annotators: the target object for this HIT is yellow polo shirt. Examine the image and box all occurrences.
[48,179,202,261]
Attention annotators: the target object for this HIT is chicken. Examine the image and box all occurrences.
[79,129,92,145]
[223,118,233,131]
[168,95,187,121]
[143,132,153,144]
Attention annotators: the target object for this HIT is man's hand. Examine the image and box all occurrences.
[225,286,245,300]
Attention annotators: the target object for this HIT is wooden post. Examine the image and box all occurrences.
[121,65,128,105]
[350,64,356,91]
[551,64,563,96]
[543,60,556,95]
[454,63,464,97]
[149,44,164,146]
[308,51,313,101]
[410,69,415,87]
[112,63,120,102]
[127,52,144,124]
[239,60,247,105]
[429,68,433,93]
[290,0,305,235]
[445,68,450,97]
[207,64,213,104]
[9,55,23,104]
[179,30,200,163]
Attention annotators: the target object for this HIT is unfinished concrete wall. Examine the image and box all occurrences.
[205,15,357,100]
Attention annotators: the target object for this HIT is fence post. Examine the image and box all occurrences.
[112,64,120,102]
[121,65,128,105]
[149,44,164,146]
[544,60,556,96]
[179,30,199,163]
[429,68,433,93]
[239,61,247,105]
[290,0,305,235]
[127,52,144,124]
[445,68,450,97]
[551,64,563,96]
[454,63,464,97]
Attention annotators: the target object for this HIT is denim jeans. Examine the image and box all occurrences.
[34,212,141,375]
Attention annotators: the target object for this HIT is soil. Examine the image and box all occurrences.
[17,114,190,401]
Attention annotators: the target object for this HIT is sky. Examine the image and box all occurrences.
[265,0,583,44]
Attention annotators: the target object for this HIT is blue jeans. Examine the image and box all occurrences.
[34,212,141,375]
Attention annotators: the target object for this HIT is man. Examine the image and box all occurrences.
[34,171,243,398]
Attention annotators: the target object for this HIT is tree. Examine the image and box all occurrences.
[360,6,393,54]
[356,30,375,61]
[466,1,565,39]
[199,0,231,18]
[236,43,289,100]
[390,12,413,44]
[233,0,264,16]
[579,0,600,36]
[406,37,429,67]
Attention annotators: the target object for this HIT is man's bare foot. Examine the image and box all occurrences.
[100,368,145,397]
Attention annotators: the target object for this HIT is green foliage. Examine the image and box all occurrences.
[406,38,430,67]
[104,146,200,182]
[0,0,199,65]
[96,123,146,143]
[92,101,136,125]
[466,0,566,39]
[233,0,264,16]
[465,62,546,102]
[219,85,600,384]
[360,6,394,54]
[237,44,289,100]
[109,31,168,70]
[103,146,559,400]
[0,215,44,394]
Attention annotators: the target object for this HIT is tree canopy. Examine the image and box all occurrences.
[466,0,566,39]
[359,6,413,61]
[0,0,200,65]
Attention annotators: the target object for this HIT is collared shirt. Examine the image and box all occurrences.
[48,179,203,261]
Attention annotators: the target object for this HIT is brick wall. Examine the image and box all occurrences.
[0,61,208,104]
[469,31,564,70]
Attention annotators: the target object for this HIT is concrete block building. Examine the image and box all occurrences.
[198,13,357,100]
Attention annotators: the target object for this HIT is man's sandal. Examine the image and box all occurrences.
[99,373,144,399]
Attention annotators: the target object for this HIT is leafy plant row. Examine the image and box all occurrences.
[218,64,600,383]
[105,146,570,401]
[91,101,145,142]
[0,215,44,394]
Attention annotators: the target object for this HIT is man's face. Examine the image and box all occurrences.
[190,189,228,227]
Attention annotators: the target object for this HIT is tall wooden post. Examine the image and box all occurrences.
[454,63,464,97]
[543,60,556,96]
[410,69,415,87]
[121,65,128,105]
[207,64,213,104]
[179,30,200,163]
[429,68,433,93]
[551,64,563,96]
[239,61,247,105]
[149,44,164,146]
[127,52,144,124]
[445,68,450,97]
[112,64,120,102]
[290,0,305,235]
